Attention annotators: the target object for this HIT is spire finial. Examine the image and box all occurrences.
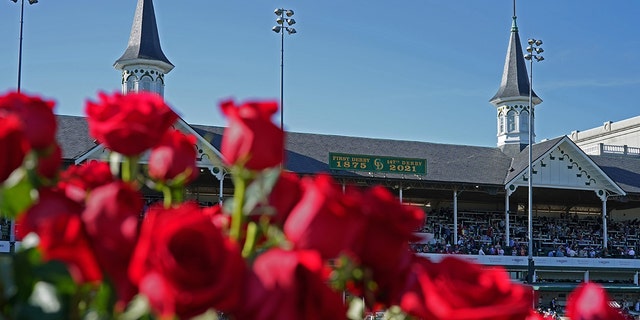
[511,0,518,32]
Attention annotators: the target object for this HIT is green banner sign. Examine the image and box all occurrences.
[329,152,427,175]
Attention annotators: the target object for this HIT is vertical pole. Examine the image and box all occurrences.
[453,190,458,246]
[17,0,25,93]
[9,0,26,252]
[279,14,286,169]
[9,220,16,253]
[279,19,285,132]
[218,174,224,206]
[505,192,510,248]
[527,57,535,283]
[603,196,608,249]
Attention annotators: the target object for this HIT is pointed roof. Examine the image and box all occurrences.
[489,16,540,104]
[114,0,174,73]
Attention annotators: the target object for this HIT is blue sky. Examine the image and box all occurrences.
[1,1,639,147]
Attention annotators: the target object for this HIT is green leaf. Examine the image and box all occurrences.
[190,309,220,320]
[0,255,17,305]
[0,168,35,218]
[27,281,63,315]
[243,168,281,216]
[119,294,152,320]
[383,306,412,320]
[84,281,116,318]
[32,260,75,295]
[12,247,42,302]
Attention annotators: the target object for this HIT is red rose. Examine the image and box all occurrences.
[399,256,533,320]
[237,248,346,320]
[266,171,303,225]
[148,129,198,184]
[0,114,29,182]
[18,188,102,283]
[36,142,62,180]
[82,181,143,305]
[353,186,425,294]
[565,282,626,320]
[129,202,246,319]
[85,92,178,156]
[220,99,284,170]
[284,174,365,260]
[0,91,56,149]
[58,160,114,202]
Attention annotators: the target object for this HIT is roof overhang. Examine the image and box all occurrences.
[113,58,174,74]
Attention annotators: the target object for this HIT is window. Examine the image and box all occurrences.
[520,110,529,132]
[507,110,516,132]
[498,111,505,133]
[139,76,152,92]
[125,75,136,94]
[157,77,164,97]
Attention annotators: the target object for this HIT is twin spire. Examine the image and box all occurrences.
[114,0,173,97]
[111,0,542,153]
[489,1,543,155]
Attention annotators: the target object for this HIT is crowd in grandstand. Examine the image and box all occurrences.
[412,207,640,259]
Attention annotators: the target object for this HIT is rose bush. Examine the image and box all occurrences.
[0,90,628,319]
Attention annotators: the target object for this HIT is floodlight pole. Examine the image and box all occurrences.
[272,8,297,132]
[9,0,37,254]
[525,38,543,284]
[13,0,37,93]
[279,27,284,132]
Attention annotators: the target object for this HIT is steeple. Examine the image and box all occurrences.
[114,0,173,97]
[490,3,542,156]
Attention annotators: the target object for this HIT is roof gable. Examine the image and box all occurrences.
[73,117,224,170]
[505,136,625,197]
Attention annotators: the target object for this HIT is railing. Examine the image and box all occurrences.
[419,253,640,270]
[582,143,640,157]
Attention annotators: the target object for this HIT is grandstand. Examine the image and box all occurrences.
[2,0,639,316]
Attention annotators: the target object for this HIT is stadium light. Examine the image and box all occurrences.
[524,38,543,283]
[272,8,297,132]
[11,0,39,93]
